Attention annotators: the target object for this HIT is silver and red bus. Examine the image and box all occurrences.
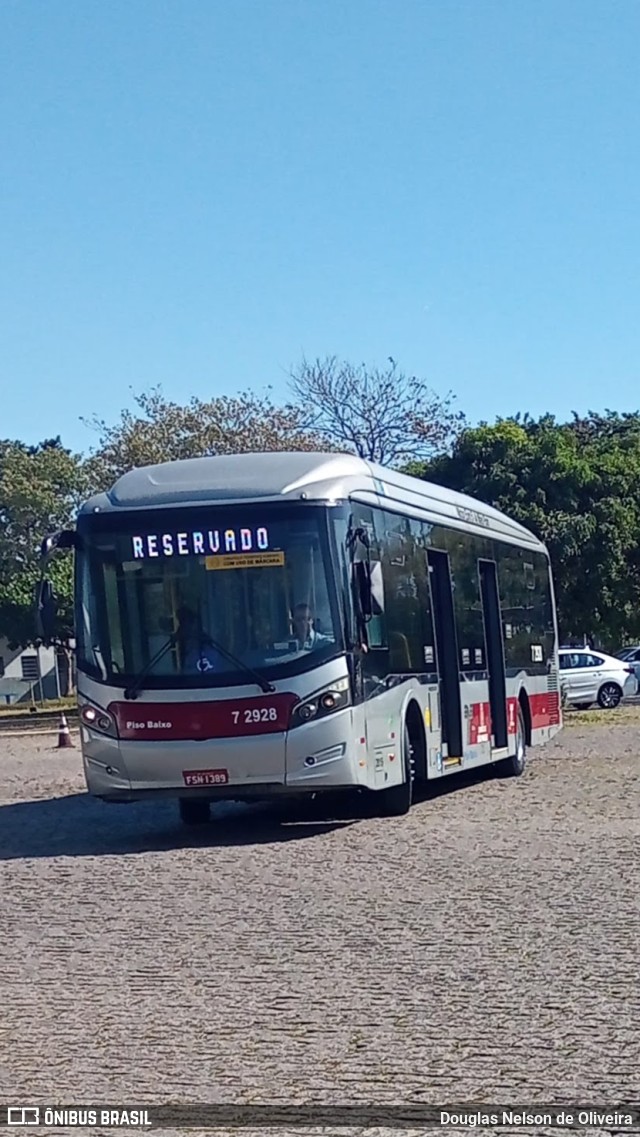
[39,451,562,824]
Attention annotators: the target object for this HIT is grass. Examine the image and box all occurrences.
[563,703,640,727]
[0,696,77,717]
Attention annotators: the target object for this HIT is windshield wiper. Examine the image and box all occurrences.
[198,633,275,694]
[124,636,177,700]
[123,633,275,700]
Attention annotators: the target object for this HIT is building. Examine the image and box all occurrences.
[0,638,70,705]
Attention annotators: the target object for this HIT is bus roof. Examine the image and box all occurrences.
[80,451,547,552]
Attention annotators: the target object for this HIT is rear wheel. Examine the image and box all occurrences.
[179,798,211,826]
[497,705,527,777]
[598,683,622,709]
[375,723,414,816]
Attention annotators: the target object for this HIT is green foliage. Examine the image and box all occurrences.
[0,438,85,648]
[411,411,640,648]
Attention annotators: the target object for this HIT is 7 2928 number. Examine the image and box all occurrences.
[231,707,279,724]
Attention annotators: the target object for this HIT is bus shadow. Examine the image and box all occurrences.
[0,794,358,862]
[415,764,499,803]
[0,767,503,861]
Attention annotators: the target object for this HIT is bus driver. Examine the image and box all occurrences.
[292,603,333,651]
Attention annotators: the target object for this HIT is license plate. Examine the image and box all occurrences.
[182,769,229,787]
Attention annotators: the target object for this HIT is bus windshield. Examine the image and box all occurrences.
[76,507,343,689]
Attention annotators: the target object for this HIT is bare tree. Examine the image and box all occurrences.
[82,386,327,492]
[289,356,464,466]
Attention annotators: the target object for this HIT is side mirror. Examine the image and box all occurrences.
[348,525,373,621]
[35,579,57,640]
[370,561,385,615]
[352,560,386,618]
[56,530,78,550]
[354,562,373,620]
[40,530,78,559]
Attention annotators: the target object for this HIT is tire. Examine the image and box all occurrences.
[498,705,527,778]
[597,683,622,709]
[375,723,414,817]
[575,703,593,711]
[179,798,211,826]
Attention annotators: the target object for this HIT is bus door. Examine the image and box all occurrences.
[427,550,463,759]
[478,559,508,749]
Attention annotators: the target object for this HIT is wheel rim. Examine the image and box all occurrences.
[405,731,415,783]
[601,685,620,708]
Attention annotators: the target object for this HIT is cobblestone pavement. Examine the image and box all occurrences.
[1,719,639,1137]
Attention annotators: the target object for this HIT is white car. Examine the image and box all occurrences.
[613,644,640,685]
[558,648,638,709]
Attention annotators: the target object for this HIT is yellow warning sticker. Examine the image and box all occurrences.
[205,551,285,571]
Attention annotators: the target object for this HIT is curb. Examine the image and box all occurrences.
[1,727,80,738]
[0,713,79,736]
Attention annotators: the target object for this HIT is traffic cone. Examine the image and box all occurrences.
[57,712,74,748]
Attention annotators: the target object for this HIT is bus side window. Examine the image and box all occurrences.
[496,544,528,671]
[494,545,552,673]
[446,530,489,672]
[535,553,556,665]
[379,509,433,672]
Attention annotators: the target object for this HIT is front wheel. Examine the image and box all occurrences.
[374,724,414,817]
[598,683,622,709]
[497,705,527,778]
[179,798,211,826]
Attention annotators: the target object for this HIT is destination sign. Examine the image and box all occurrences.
[131,526,271,560]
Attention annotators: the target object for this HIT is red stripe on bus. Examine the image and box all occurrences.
[108,693,300,741]
[469,701,492,744]
[470,692,561,742]
[507,692,560,730]
[529,691,561,727]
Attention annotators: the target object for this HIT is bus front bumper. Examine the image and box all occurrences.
[81,708,363,802]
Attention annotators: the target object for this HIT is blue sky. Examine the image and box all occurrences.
[2,0,640,456]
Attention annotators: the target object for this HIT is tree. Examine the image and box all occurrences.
[0,438,86,691]
[411,411,640,649]
[83,387,328,492]
[288,355,465,466]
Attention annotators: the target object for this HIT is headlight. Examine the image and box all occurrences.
[290,678,351,728]
[79,702,118,738]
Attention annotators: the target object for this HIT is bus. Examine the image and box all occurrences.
[38,451,562,824]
